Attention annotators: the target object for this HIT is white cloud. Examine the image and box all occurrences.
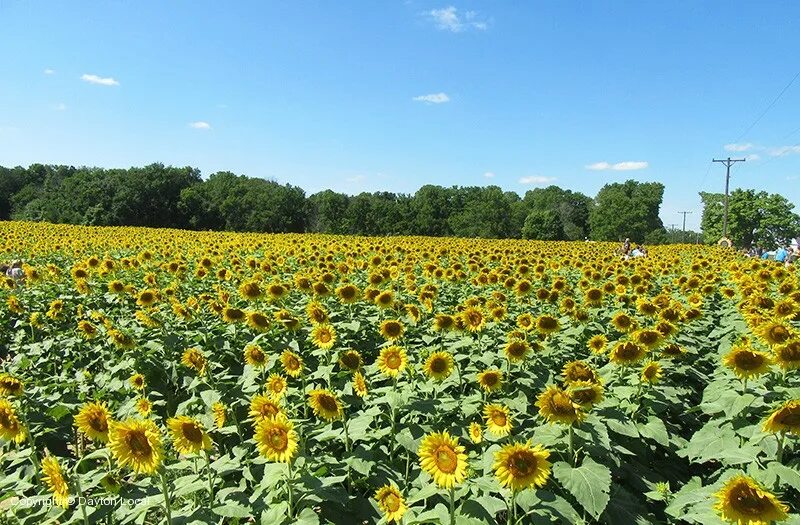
[44,68,55,75]
[787,175,798,181]
[412,92,450,104]
[81,74,119,86]
[519,176,556,185]
[483,171,495,178]
[189,121,211,130]
[768,145,800,157]
[724,143,753,152]
[745,154,760,161]
[585,161,649,171]
[427,6,488,32]
[53,103,67,111]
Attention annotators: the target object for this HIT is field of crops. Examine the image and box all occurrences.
[0,221,798,525]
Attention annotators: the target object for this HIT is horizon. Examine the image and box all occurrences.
[3,1,800,230]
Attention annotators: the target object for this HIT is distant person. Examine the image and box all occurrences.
[621,238,631,256]
[761,250,770,260]
[775,245,788,263]
[5,261,25,281]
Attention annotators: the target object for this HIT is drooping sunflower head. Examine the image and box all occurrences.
[661,343,687,359]
[418,431,468,489]
[254,413,298,463]
[609,341,646,366]
[352,371,369,398]
[611,312,635,332]
[77,320,98,339]
[568,381,605,408]
[561,360,598,385]
[136,289,158,308]
[374,484,408,524]
[469,422,483,444]
[310,324,337,350]
[246,311,271,332]
[308,389,342,421]
[380,319,405,341]
[477,369,503,393]
[0,399,26,443]
[222,307,246,324]
[0,373,23,397]
[483,404,513,437]
[339,349,363,372]
[493,441,551,492]
[762,399,800,435]
[41,456,70,508]
[432,314,456,332]
[109,329,136,349]
[536,385,584,425]
[375,290,395,309]
[535,315,560,335]
[238,280,262,301]
[305,301,329,325]
[773,340,800,370]
[280,350,304,377]
[336,284,360,304]
[75,401,112,443]
[713,474,788,525]
[757,320,795,347]
[723,343,773,379]
[108,418,163,474]
[640,361,663,384]
[167,416,212,455]
[244,344,268,368]
[633,328,664,350]
[377,345,408,378]
[181,347,208,375]
[423,351,454,381]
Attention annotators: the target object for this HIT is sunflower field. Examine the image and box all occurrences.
[0,221,799,525]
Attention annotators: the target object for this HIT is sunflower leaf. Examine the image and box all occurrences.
[552,459,611,519]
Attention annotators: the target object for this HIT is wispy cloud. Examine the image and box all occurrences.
[745,154,760,161]
[483,171,495,178]
[346,174,366,183]
[519,176,556,185]
[53,103,67,111]
[585,161,649,171]
[787,175,798,181]
[768,145,800,157]
[189,121,211,130]
[427,6,488,32]
[412,92,450,104]
[44,68,55,75]
[81,74,119,86]
[724,143,753,152]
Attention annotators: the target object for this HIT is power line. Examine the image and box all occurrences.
[732,69,800,144]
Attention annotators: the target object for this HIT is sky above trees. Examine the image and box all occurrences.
[2,1,800,231]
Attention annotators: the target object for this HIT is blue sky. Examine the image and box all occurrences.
[2,1,800,230]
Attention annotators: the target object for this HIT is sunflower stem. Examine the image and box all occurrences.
[158,470,174,525]
[342,409,352,453]
[776,432,785,463]
[448,486,456,525]
[742,377,748,393]
[507,490,517,525]
[204,450,215,506]
[18,406,41,481]
[73,469,90,525]
[568,424,575,465]
[286,461,295,519]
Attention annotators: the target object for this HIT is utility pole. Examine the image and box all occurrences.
[668,224,678,244]
[712,157,746,239]
[678,211,692,242]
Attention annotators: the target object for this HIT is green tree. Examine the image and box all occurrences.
[589,180,665,241]
[448,186,512,238]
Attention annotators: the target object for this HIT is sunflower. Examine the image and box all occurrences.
[339,349,363,372]
[222,307,246,324]
[41,456,70,508]
[266,374,288,400]
[108,418,163,474]
[267,283,287,301]
[352,371,369,397]
[238,280,262,301]
[305,301,329,325]
[167,416,212,455]
[483,404,513,437]
[77,320,98,339]
[0,374,23,397]
[562,360,598,384]
[493,441,551,492]
[723,343,772,379]
[375,290,395,309]
[254,413,298,463]
[504,339,531,363]
[212,402,226,428]
[661,343,687,359]
[336,284,360,304]
[181,347,208,375]
[773,340,800,370]
[763,399,800,435]
[714,474,788,525]
[418,431,468,488]
[757,320,794,347]
[380,319,405,341]
[75,401,111,442]
[632,328,664,350]
[536,386,584,425]
[423,351,454,381]
[610,312,635,332]
[246,311,271,332]
[274,309,301,331]
[244,344,268,368]
[477,369,503,393]
[137,289,158,307]
[469,422,483,444]
[535,315,560,335]
[0,399,26,443]
[308,389,342,421]
[311,324,337,350]
[280,350,304,377]
[136,397,152,416]
[567,381,604,408]
[433,314,456,332]
[461,306,486,333]
[249,394,283,422]
[129,373,145,390]
[109,329,136,349]
[377,345,408,378]
[108,280,126,294]
[516,313,534,331]
[587,334,608,354]
[641,361,662,384]
[374,484,408,524]
[609,341,646,366]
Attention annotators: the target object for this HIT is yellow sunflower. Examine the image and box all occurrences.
[41,456,70,508]
[77,320,98,339]
[212,402,226,429]
[108,418,164,474]
[608,341,646,366]
[249,394,283,422]
[641,361,662,384]
[418,431,468,488]
[308,389,342,421]
[0,374,23,397]
[254,413,298,463]
[461,307,486,333]
[432,314,456,332]
[0,399,26,443]
[374,484,408,524]
[167,416,212,455]
[244,344,268,369]
[483,404,513,437]
[587,334,608,354]
[714,474,788,525]
[181,347,208,375]
[339,349,363,372]
[222,307,246,324]
[352,371,369,398]
[423,351,454,381]
[469,422,483,444]
[379,319,405,341]
[74,401,111,443]
[493,441,551,492]
[568,381,604,408]
[723,343,772,379]
[246,311,271,332]
[377,345,408,378]
[773,340,800,371]
[561,361,598,385]
[476,369,503,393]
[536,386,584,425]
[757,320,794,347]
[266,374,288,400]
[504,339,531,363]
[763,399,800,435]
[336,284,360,304]
[535,314,561,335]
[610,312,635,332]
[238,280,262,301]
[136,397,152,417]
[311,324,337,350]
[129,373,146,391]
[632,328,664,350]
[280,349,304,377]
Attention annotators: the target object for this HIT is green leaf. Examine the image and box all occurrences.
[552,459,611,519]
[213,502,251,518]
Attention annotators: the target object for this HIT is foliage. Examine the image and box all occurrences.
[589,180,666,242]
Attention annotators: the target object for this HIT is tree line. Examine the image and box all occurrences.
[1,163,797,247]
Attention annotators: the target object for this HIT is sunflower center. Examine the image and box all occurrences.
[383,493,401,512]
[777,408,800,426]
[318,331,332,343]
[482,373,499,387]
[491,411,507,426]
[267,428,288,451]
[127,431,152,457]
[182,422,203,443]
[550,392,574,415]
[319,395,338,413]
[386,353,402,369]
[731,485,770,515]
[430,357,447,374]
[89,415,108,433]
[509,451,535,477]
[769,326,790,343]
[508,342,526,357]
[466,312,482,326]
[734,351,763,370]
[434,445,458,473]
